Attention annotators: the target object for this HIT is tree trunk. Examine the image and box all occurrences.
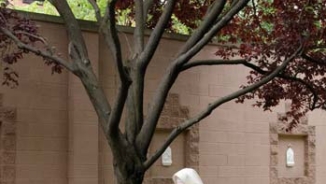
[112,142,145,184]
[115,169,144,184]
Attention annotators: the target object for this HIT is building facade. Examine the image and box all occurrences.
[1,13,326,184]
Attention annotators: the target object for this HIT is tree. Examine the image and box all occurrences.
[1,0,326,184]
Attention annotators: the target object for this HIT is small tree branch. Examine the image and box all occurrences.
[302,53,326,66]
[15,30,47,44]
[177,0,250,64]
[240,62,320,111]
[144,45,303,170]
[178,0,227,55]
[101,0,128,83]
[182,58,319,110]
[182,59,247,71]
[307,45,326,50]
[0,27,76,71]
[88,0,102,22]
[134,0,144,54]
[144,0,154,17]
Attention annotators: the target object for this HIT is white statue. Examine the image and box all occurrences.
[162,146,172,166]
[172,168,203,184]
[286,145,295,167]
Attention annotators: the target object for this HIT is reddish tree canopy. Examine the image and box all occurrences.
[113,0,326,128]
[219,0,326,129]
[0,0,62,86]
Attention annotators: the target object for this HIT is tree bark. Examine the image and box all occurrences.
[113,142,145,184]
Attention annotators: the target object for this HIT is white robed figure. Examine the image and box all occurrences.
[172,168,203,184]
[286,145,295,167]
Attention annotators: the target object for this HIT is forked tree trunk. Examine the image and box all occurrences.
[115,167,144,184]
[112,143,145,184]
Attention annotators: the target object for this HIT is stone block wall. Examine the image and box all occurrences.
[0,20,69,184]
[1,12,326,184]
[0,94,17,184]
[195,56,274,184]
[269,118,316,184]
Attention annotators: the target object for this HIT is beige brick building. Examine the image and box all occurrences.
[1,13,326,184]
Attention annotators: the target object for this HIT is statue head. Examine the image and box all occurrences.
[172,168,203,184]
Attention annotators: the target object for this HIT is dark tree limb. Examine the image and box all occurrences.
[307,45,326,50]
[302,53,326,66]
[101,0,127,83]
[138,0,177,69]
[49,0,122,138]
[49,0,90,65]
[136,62,179,154]
[88,0,102,22]
[241,61,320,111]
[126,5,148,142]
[177,0,250,64]
[143,45,303,170]
[143,0,154,18]
[133,0,177,149]
[136,0,250,155]
[14,30,47,44]
[134,0,144,54]
[182,58,319,110]
[178,0,227,55]
[125,70,145,143]
[100,1,131,134]
[108,82,131,135]
[0,27,76,71]
[181,59,247,71]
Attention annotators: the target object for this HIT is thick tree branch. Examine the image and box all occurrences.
[134,0,144,54]
[137,0,250,155]
[78,67,113,137]
[98,0,130,134]
[0,27,76,71]
[49,0,121,137]
[108,82,131,135]
[177,0,250,63]
[138,0,177,69]
[101,0,128,83]
[125,71,145,143]
[178,0,227,55]
[49,0,90,65]
[143,45,303,170]
[136,63,179,154]
[134,0,177,149]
